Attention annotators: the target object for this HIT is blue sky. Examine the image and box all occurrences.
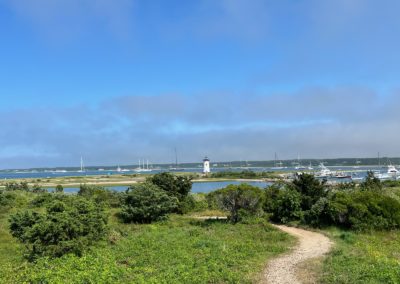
[1,0,400,168]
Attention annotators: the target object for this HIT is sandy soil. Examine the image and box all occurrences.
[260,225,333,284]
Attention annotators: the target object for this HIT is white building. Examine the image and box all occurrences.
[203,156,210,174]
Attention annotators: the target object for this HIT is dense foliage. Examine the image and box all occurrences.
[9,197,108,259]
[148,172,192,201]
[209,184,264,223]
[119,183,178,223]
[148,172,193,213]
[78,184,122,208]
[264,173,400,231]
[264,183,303,223]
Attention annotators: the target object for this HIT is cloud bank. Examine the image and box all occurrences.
[1,88,399,169]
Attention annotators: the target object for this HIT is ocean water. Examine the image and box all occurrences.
[57,180,271,194]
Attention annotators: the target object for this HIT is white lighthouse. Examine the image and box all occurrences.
[203,156,210,174]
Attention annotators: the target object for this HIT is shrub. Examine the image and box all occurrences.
[5,181,29,191]
[211,184,264,223]
[31,184,46,193]
[324,191,400,230]
[78,184,121,208]
[360,171,383,191]
[9,198,108,259]
[265,185,303,224]
[148,172,192,201]
[290,173,327,211]
[305,197,332,227]
[0,190,16,208]
[119,183,178,223]
[148,173,193,213]
[55,184,64,193]
[191,193,209,212]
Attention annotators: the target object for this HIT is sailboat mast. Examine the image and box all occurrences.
[80,156,84,172]
[175,147,178,167]
[378,152,380,167]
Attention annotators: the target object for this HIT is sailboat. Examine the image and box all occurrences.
[271,153,286,170]
[77,157,85,172]
[294,155,307,170]
[169,148,184,171]
[134,159,152,172]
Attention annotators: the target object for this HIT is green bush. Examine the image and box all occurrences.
[211,184,264,223]
[119,183,178,223]
[148,172,193,213]
[305,197,332,227]
[148,172,192,201]
[78,184,121,208]
[265,184,303,224]
[290,173,327,211]
[0,191,16,208]
[5,181,29,191]
[55,184,64,193]
[317,191,400,230]
[191,193,209,212]
[9,198,108,259]
[360,171,382,191]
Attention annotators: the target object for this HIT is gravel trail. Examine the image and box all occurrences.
[261,225,333,284]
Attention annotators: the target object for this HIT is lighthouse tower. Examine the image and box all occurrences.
[203,156,210,174]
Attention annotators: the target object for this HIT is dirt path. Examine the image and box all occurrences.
[261,225,333,284]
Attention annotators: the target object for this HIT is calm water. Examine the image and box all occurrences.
[0,165,388,180]
[59,180,270,194]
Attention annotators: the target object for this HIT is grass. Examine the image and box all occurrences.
[0,201,294,283]
[321,228,400,283]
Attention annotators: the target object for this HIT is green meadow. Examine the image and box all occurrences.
[0,203,293,283]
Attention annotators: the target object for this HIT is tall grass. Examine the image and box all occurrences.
[322,228,400,283]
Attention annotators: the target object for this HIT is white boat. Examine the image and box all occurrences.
[294,155,307,170]
[271,153,286,170]
[374,170,391,180]
[315,163,332,177]
[375,162,400,180]
[387,164,399,174]
[307,162,314,170]
[77,157,85,172]
[134,159,152,172]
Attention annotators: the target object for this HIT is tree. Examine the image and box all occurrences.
[290,173,327,211]
[212,184,264,223]
[148,173,192,212]
[119,183,178,223]
[266,186,303,224]
[360,171,382,191]
[55,184,64,193]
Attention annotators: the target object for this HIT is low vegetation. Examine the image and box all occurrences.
[1,171,400,283]
[322,229,400,283]
[264,172,400,231]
